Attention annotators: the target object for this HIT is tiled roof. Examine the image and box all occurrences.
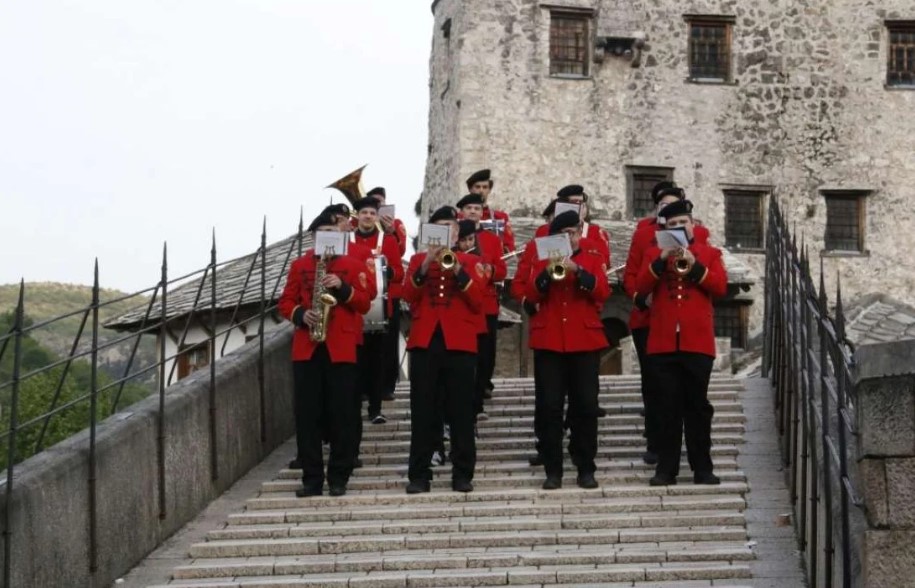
[844,294,915,347]
[507,217,756,286]
[106,233,310,331]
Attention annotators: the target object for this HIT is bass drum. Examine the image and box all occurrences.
[364,256,388,332]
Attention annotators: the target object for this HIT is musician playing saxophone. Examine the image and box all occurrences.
[278,211,375,498]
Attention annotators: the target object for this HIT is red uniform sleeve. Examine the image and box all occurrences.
[382,234,404,284]
[278,257,306,322]
[524,259,549,304]
[401,254,425,305]
[583,255,611,305]
[457,254,485,313]
[623,227,650,298]
[498,211,516,252]
[696,247,728,298]
[509,240,537,302]
[394,219,407,256]
[339,258,373,314]
[635,247,663,295]
[480,232,507,283]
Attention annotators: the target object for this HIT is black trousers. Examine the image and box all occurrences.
[532,349,545,456]
[408,329,477,484]
[381,301,402,396]
[650,352,715,478]
[357,332,386,417]
[538,350,600,479]
[292,346,357,490]
[474,314,499,413]
[632,327,659,454]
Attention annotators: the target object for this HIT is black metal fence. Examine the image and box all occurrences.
[0,216,306,584]
[763,199,863,588]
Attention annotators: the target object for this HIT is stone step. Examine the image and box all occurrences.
[371,401,745,419]
[276,457,743,479]
[160,560,753,586]
[244,483,749,510]
[377,390,741,408]
[189,525,749,558]
[207,510,747,541]
[229,495,747,525]
[173,544,754,579]
[356,422,747,441]
[351,444,741,465]
[261,470,747,493]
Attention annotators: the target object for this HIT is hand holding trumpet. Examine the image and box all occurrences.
[660,247,695,275]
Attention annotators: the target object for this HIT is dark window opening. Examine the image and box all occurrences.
[550,12,591,76]
[627,167,674,219]
[724,190,765,249]
[687,18,732,81]
[824,192,866,252]
[888,22,915,86]
[177,342,210,380]
[714,302,748,349]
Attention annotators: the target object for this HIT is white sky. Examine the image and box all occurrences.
[0,1,433,292]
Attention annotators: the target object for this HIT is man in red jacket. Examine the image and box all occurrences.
[467,169,516,253]
[351,196,404,425]
[456,193,507,417]
[525,211,611,490]
[623,181,710,465]
[403,206,485,494]
[277,211,374,498]
[635,199,727,486]
[534,185,611,265]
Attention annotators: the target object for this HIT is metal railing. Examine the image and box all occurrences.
[762,199,862,588]
[0,215,306,584]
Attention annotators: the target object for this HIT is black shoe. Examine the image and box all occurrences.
[642,451,658,465]
[576,473,599,489]
[542,476,562,490]
[483,387,493,399]
[328,485,347,497]
[406,480,431,494]
[452,479,474,493]
[370,414,387,425]
[288,458,302,470]
[296,485,322,498]
[649,473,677,486]
[528,454,543,467]
[353,458,363,469]
[596,406,607,418]
[694,471,721,485]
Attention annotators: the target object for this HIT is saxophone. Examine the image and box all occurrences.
[309,253,339,343]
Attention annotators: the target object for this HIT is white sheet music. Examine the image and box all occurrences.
[553,201,581,217]
[314,231,348,257]
[480,219,504,236]
[378,204,396,218]
[534,234,572,261]
[656,228,689,249]
[419,223,452,250]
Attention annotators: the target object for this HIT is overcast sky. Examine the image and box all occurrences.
[0,1,433,292]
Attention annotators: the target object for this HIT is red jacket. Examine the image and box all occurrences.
[509,237,539,303]
[352,227,404,314]
[402,251,485,353]
[475,228,508,316]
[624,220,710,330]
[534,221,611,266]
[635,242,727,357]
[524,248,611,353]
[481,206,515,253]
[278,251,374,363]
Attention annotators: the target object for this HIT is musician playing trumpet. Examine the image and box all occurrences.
[278,211,375,498]
[635,199,727,487]
[403,206,486,494]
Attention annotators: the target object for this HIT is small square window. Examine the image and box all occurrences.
[724,190,766,250]
[887,22,915,87]
[823,191,867,252]
[549,11,591,77]
[177,342,210,380]
[714,302,748,349]
[686,17,733,82]
[627,166,674,219]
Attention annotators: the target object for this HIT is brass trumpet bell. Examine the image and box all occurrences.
[547,259,567,281]
[439,248,457,270]
[674,248,693,276]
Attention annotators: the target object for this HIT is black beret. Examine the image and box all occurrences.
[658,199,694,222]
[455,193,485,209]
[307,211,337,232]
[429,205,458,223]
[556,184,586,200]
[366,186,386,198]
[548,210,581,235]
[457,220,477,240]
[542,199,558,218]
[465,169,492,188]
[353,196,380,211]
[651,181,685,204]
[323,203,351,217]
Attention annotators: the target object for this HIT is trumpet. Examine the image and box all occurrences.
[674,248,693,276]
[546,255,567,281]
[439,248,457,270]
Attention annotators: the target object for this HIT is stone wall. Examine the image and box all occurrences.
[0,329,296,588]
[425,0,915,322]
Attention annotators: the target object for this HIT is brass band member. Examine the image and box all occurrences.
[466,169,516,253]
[635,199,726,486]
[277,211,375,497]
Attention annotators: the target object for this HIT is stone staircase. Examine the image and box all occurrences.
[154,375,756,587]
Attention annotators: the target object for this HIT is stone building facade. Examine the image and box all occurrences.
[422,0,915,342]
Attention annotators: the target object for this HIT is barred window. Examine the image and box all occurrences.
[550,12,591,76]
[823,192,867,252]
[888,22,915,87]
[724,190,765,250]
[714,302,748,349]
[627,166,674,219]
[686,17,733,81]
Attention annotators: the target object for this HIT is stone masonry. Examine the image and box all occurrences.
[423,0,915,332]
